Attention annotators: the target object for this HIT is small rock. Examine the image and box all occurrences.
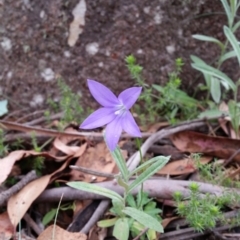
[154,12,162,24]
[41,68,55,81]
[1,37,12,51]
[85,42,99,55]
[30,94,44,107]
[7,71,13,79]
[64,51,71,58]
[143,7,150,14]
[40,10,45,19]
[166,45,175,54]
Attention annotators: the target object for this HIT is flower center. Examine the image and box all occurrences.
[114,104,126,116]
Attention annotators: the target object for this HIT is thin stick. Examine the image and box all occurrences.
[0,170,38,206]
[69,165,115,178]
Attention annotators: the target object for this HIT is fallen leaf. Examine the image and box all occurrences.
[162,216,180,229]
[157,157,212,175]
[68,0,86,47]
[171,131,240,161]
[37,225,87,240]
[0,212,14,240]
[7,157,73,227]
[0,150,42,185]
[8,175,51,227]
[70,142,115,182]
[0,150,68,184]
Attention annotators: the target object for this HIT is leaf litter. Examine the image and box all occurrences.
[1,111,240,239]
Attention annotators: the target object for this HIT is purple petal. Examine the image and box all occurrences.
[80,107,116,129]
[105,117,123,151]
[87,79,119,107]
[118,87,142,109]
[121,110,141,137]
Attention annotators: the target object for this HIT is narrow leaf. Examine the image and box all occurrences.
[130,157,160,176]
[219,50,236,64]
[122,207,163,232]
[198,109,227,119]
[113,218,129,240]
[191,63,235,91]
[233,20,240,32]
[98,217,118,228]
[111,146,129,181]
[192,34,224,49]
[220,0,233,27]
[210,77,221,103]
[224,26,240,66]
[128,156,169,192]
[67,181,123,202]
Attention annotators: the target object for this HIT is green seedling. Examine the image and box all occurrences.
[192,0,240,137]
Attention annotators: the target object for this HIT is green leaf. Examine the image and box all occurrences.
[0,100,8,117]
[113,218,130,240]
[152,84,164,93]
[126,194,137,208]
[192,34,224,49]
[111,199,125,217]
[191,62,235,91]
[232,20,240,32]
[111,146,129,181]
[42,209,57,226]
[130,157,160,176]
[67,181,123,203]
[97,217,118,228]
[224,26,240,66]
[220,0,233,27]
[198,109,227,119]
[219,50,236,64]
[128,156,170,193]
[228,100,240,137]
[122,207,163,232]
[210,77,221,103]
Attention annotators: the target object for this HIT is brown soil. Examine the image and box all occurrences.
[0,0,239,113]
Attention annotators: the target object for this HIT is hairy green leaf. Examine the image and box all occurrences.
[122,207,163,232]
[67,181,123,202]
[128,156,169,193]
[113,218,129,240]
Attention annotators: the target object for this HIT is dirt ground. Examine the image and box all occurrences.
[1,0,239,114]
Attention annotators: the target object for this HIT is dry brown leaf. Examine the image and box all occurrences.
[53,138,81,155]
[7,156,73,228]
[157,157,212,175]
[49,127,86,160]
[0,150,43,184]
[0,150,69,184]
[0,212,14,240]
[8,175,51,227]
[146,122,169,133]
[37,225,87,240]
[162,216,180,229]
[70,142,116,182]
[171,131,240,162]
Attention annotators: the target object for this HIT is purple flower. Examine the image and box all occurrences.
[80,79,142,151]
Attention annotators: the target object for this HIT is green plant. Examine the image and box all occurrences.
[46,78,92,124]
[0,129,8,157]
[98,192,161,240]
[42,202,75,226]
[125,55,199,124]
[191,0,240,137]
[68,144,169,240]
[174,183,223,232]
